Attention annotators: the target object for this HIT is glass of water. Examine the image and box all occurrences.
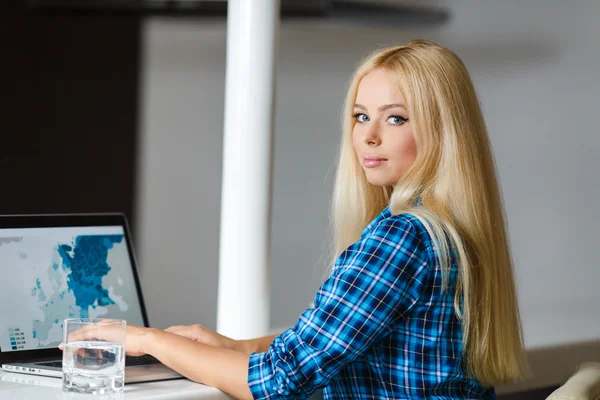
[62,318,126,395]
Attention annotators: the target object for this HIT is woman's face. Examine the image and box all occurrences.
[352,68,417,187]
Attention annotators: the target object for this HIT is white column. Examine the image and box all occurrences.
[216,0,280,339]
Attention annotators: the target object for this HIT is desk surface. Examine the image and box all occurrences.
[0,371,233,400]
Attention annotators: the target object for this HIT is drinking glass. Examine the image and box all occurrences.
[62,318,126,395]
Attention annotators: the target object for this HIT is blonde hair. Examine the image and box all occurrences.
[330,39,529,386]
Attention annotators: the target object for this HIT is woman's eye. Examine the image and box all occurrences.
[354,113,370,123]
[388,116,407,125]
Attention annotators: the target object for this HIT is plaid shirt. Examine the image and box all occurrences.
[248,207,495,399]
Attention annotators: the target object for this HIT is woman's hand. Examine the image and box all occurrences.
[165,324,237,352]
[59,324,152,357]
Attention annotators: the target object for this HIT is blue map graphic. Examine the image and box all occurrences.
[31,234,126,344]
[57,235,124,318]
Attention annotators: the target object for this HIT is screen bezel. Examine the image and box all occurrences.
[0,213,150,363]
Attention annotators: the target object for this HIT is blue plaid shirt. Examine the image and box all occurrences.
[248,207,495,399]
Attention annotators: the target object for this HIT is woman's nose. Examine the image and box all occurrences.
[364,125,381,146]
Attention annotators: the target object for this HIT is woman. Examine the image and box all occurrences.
[66,39,529,399]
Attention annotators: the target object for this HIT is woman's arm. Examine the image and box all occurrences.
[236,333,279,354]
[143,328,253,400]
[246,217,431,398]
[164,324,280,355]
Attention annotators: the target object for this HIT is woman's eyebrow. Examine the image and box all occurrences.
[354,103,407,111]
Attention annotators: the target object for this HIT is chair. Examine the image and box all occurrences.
[546,362,600,400]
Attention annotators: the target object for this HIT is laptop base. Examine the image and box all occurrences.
[2,362,183,384]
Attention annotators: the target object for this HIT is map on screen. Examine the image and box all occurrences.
[0,226,145,353]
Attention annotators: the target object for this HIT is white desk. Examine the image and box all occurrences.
[0,371,233,400]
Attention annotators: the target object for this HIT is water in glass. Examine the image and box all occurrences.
[62,340,125,394]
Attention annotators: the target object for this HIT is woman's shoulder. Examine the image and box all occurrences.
[365,209,437,262]
[366,208,430,240]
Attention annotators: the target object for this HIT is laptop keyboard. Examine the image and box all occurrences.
[36,355,160,368]
[36,360,62,368]
[125,355,161,366]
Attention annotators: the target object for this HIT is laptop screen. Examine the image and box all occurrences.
[0,224,145,353]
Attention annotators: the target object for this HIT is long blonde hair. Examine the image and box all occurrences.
[331,39,529,386]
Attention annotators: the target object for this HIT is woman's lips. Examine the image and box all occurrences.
[362,156,388,168]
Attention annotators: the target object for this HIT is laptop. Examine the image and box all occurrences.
[0,213,183,383]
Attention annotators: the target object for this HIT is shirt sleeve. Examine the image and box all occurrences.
[247,215,431,400]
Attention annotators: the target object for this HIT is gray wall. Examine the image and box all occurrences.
[134,0,600,392]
